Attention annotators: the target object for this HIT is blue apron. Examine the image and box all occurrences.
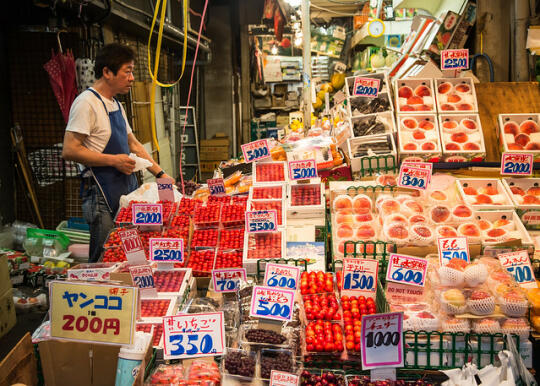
[85,88,138,215]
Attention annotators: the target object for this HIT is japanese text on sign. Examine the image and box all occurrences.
[501,153,533,176]
[441,49,469,70]
[401,161,432,183]
[128,265,155,289]
[386,254,427,287]
[498,250,537,289]
[342,258,379,299]
[246,210,278,233]
[397,164,431,191]
[438,237,469,266]
[49,281,138,345]
[263,263,301,290]
[288,159,317,180]
[132,203,163,225]
[149,238,184,262]
[361,312,404,369]
[157,177,174,202]
[162,312,226,360]
[270,371,299,386]
[212,268,247,293]
[353,77,380,98]
[241,139,271,163]
[249,286,295,322]
[207,178,226,195]
[118,229,147,265]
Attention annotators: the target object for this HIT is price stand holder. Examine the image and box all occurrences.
[241,139,271,163]
[129,265,158,297]
[149,238,184,270]
[263,263,301,291]
[437,237,470,266]
[353,77,380,98]
[498,250,537,289]
[245,210,278,233]
[207,178,226,195]
[341,258,379,299]
[440,49,469,71]
[386,254,428,288]
[360,312,404,370]
[157,177,175,202]
[500,152,533,176]
[249,286,295,322]
[132,203,163,231]
[397,163,431,191]
[118,229,147,265]
[288,159,317,181]
[211,268,247,293]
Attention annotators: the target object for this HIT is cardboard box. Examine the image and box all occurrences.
[0,333,38,386]
[200,135,230,147]
[0,254,12,295]
[0,288,16,339]
[200,161,222,173]
[199,150,229,161]
[200,145,229,153]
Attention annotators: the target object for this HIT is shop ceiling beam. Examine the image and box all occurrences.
[302,0,311,130]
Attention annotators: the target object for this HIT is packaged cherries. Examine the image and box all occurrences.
[287,182,325,218]
[397,114,442,162]
[253,162,288,184]
[438,114,486,162]
[435,78,478,113]
[394,78,436,114]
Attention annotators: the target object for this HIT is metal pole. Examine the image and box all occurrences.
[301,0,311,130]
[514,0,530,81]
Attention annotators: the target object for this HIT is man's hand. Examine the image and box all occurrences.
[159,173,174,183]
[113,154,136,175]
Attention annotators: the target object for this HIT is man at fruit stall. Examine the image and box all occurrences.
[62,43,173,263]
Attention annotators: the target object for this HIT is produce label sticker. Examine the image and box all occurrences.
[157,177,175,202]
[501,153,533,176]
[118,229,147,265]
[162,312,226,360]
[249,286,295,322]
[288,159,317,181]
[361,312,404,370]
[246,210,278,233]
[441,49,469,70]
[270,371,299,386]
[263,263,301,290]
[353,77,380,98]
[49,281,138,345]
[132,203,163,226]
[438,237,470,266]
[397,164,430,191]
[211,268,247,293]
[242,139,271,163]
[341,258,379,299]
[386,254,428,288]
[498,250,537,289]
[401,161,433,184]
[129,265,157,297]
[149,238,184,263]
[207,178,226,195]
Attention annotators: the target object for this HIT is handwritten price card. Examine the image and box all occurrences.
[270,371,299,386]
[361,312,404,369]
[249,286,295,322]
[401,161,433,184]
[157,177,174,202]
[149,238,184,263]
[207,178,226,195]
[118,229,147,265]
[242,139,271,163]
[263,263,301,290]
[386,254,428,287]
[341,258,379,299]
[162,312,226,360]
[246,210,278,232]
[129,265,157,297]
[441,49,469,70]
[501,153,533,176]
[353,77,380,98]
[132,203,163,226]
[288,159,317,180]
[212,268,247,293]
[397,164,431,190]
[498,250,537,289]
[437,237,469,266]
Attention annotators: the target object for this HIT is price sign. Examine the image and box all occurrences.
[129,265,157,297]
[263,263,301,290]
[157,177,175,202]
[162,312,226,360]
[149,238,184,263]
[49,281,138,345]
[386,254,427,287]
[401,161,433,184]
[241,139,271,163]
[437,237,470,266]
[207,178,226,195]
[118,229,147,265]
[397,164,431,191]
[361,312,404,370]
[341,258,379,299]
[498,250,537,289]
[501,153,533,176]
[441,49,469,70]
[249,286,295,322]
[212,268,247,293]
[353,77,380,98]
[246,210,278,232]
[132,203,163,226]
[288,159,317,180]
[270,371,299,386]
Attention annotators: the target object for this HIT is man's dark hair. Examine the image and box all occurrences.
[94,43,135,78]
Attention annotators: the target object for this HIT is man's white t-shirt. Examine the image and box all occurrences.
[65,88,133,153]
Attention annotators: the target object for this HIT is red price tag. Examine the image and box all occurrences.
[441,49,469,70]
[241,139,271,163]
[498,250,537,289]
[501,152,533,176]
[207,178,226,195]
[397,164,431,191]
[288,159,317,180]
[401,161,432,183]
[361,312,404,369]
[437,237,469,266]
[353,77,380,98]
[270,371,299,386]
[118,229,147,265]
[386,254,427,287]
[341,258,379,299]
[212,268,247,293]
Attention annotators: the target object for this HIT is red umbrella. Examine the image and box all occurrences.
[43,33,78,123]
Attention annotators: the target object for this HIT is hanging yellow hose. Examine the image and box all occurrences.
[147,0,189,151]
